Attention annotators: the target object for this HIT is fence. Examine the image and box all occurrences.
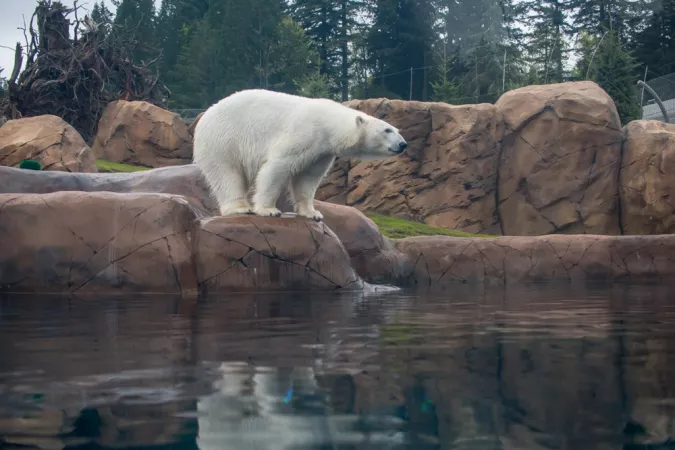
[639,72,675,123]
[174,109,205,125]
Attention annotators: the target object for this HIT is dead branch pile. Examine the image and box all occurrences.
[0,0,170,142]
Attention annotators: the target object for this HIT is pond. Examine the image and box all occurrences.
[1,283,675,449]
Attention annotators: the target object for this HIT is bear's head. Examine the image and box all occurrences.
[346,114,407,160]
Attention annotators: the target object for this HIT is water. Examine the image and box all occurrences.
[2,283,675,449]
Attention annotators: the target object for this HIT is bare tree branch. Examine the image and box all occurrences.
[0,0,169,142]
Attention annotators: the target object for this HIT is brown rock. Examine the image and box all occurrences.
[0,164,218,217]
[193,215,363,292]
[0,165,398,284]
[620,120,675,235]
[0,115,97,172]
[395,233,675,286]
[315,201,409,283]
[0,192,198,293]
[495,81,622,236]
[319,98,504,235]
[92,100,193,168]
[188,112,204,136]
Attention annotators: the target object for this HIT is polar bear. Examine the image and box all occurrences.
[192,89,407,221]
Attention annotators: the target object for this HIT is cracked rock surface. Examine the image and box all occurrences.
[194,214,363,292]
[0,115,97,173]
[396,234,675,286]
[92,100,193,168]
[496,81,623,236]
[319,81,625,237]
[620,120,675,235]
[0,192,197,293]
[0,165,401,286]
[318,98,505,235]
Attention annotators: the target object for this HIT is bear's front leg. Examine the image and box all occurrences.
[251,158,291,217]
[291,154,335,222]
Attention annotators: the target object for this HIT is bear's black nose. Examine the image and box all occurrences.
[399,141,408,151]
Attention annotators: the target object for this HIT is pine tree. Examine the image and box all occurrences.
[519,0,573,83]
[290,0,339,84]
[367,0,436,101]
[268,17,319,93]
[632,0,675,75]
[90,1,114,35]
[113,0,157,64]
[588,29,641,123]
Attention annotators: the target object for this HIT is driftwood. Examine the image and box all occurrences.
[0,0,169,142]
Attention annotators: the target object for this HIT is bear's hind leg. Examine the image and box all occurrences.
[290,154,335,221]
[251,158,291,217]
[213,167,253,216]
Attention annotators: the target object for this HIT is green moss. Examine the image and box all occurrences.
[96,159,151,173]
[19,159,41,170]
[364,212,495,239]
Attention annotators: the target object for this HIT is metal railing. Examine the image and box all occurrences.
[639,73,675,123]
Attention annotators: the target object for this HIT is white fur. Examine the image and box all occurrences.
[192,89,407,221]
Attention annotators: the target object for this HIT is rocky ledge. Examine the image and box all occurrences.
[2,165,675,294]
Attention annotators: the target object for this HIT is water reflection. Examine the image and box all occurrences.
[1,284,675,449]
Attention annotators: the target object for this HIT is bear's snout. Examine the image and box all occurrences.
[391,140,407,155]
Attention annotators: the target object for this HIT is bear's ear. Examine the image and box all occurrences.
[356,115,365,126]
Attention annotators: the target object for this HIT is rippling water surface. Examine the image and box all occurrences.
[2,283,675,449]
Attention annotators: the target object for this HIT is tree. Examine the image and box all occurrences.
[632,0,675,75]
[367,0,436,101]
[90,1,114,35]
[588,29,641,123]
[113,0,157,64]
[520,0,573,84]
[297,72,332,98]
[267,17,318,94]
[290,0,339,88]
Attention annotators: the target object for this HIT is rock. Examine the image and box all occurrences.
[0,115,97,172]
[188,112,204,136]
[92,100,192,168]
[0,165,398,284]
[0,192,198,294]
[318,99,505,235]
[620,120,675,235]
[193,215,362,292]
[395,234,675,286]
[0,164,218,217]
[495,81,622,236]
[314,201,409,283]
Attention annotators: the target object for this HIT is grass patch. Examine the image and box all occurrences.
[96,159,151,173]
[364,212,495,239]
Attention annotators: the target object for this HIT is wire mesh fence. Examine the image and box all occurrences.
[639,72,675,123]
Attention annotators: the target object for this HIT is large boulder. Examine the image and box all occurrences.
[193,215,363,292]
[0,115,97,172]
[314,201,409,283]
[92,100,193,168]
[0,192,198,294]
[495,81,623,236]
[318,99,505,235]
[0,165,404,284]
[188,112,205,136]
[620,120,675,235]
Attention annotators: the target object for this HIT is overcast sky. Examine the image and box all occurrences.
[0,0,116,76]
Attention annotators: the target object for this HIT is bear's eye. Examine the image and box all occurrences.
[384,128,393,134]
